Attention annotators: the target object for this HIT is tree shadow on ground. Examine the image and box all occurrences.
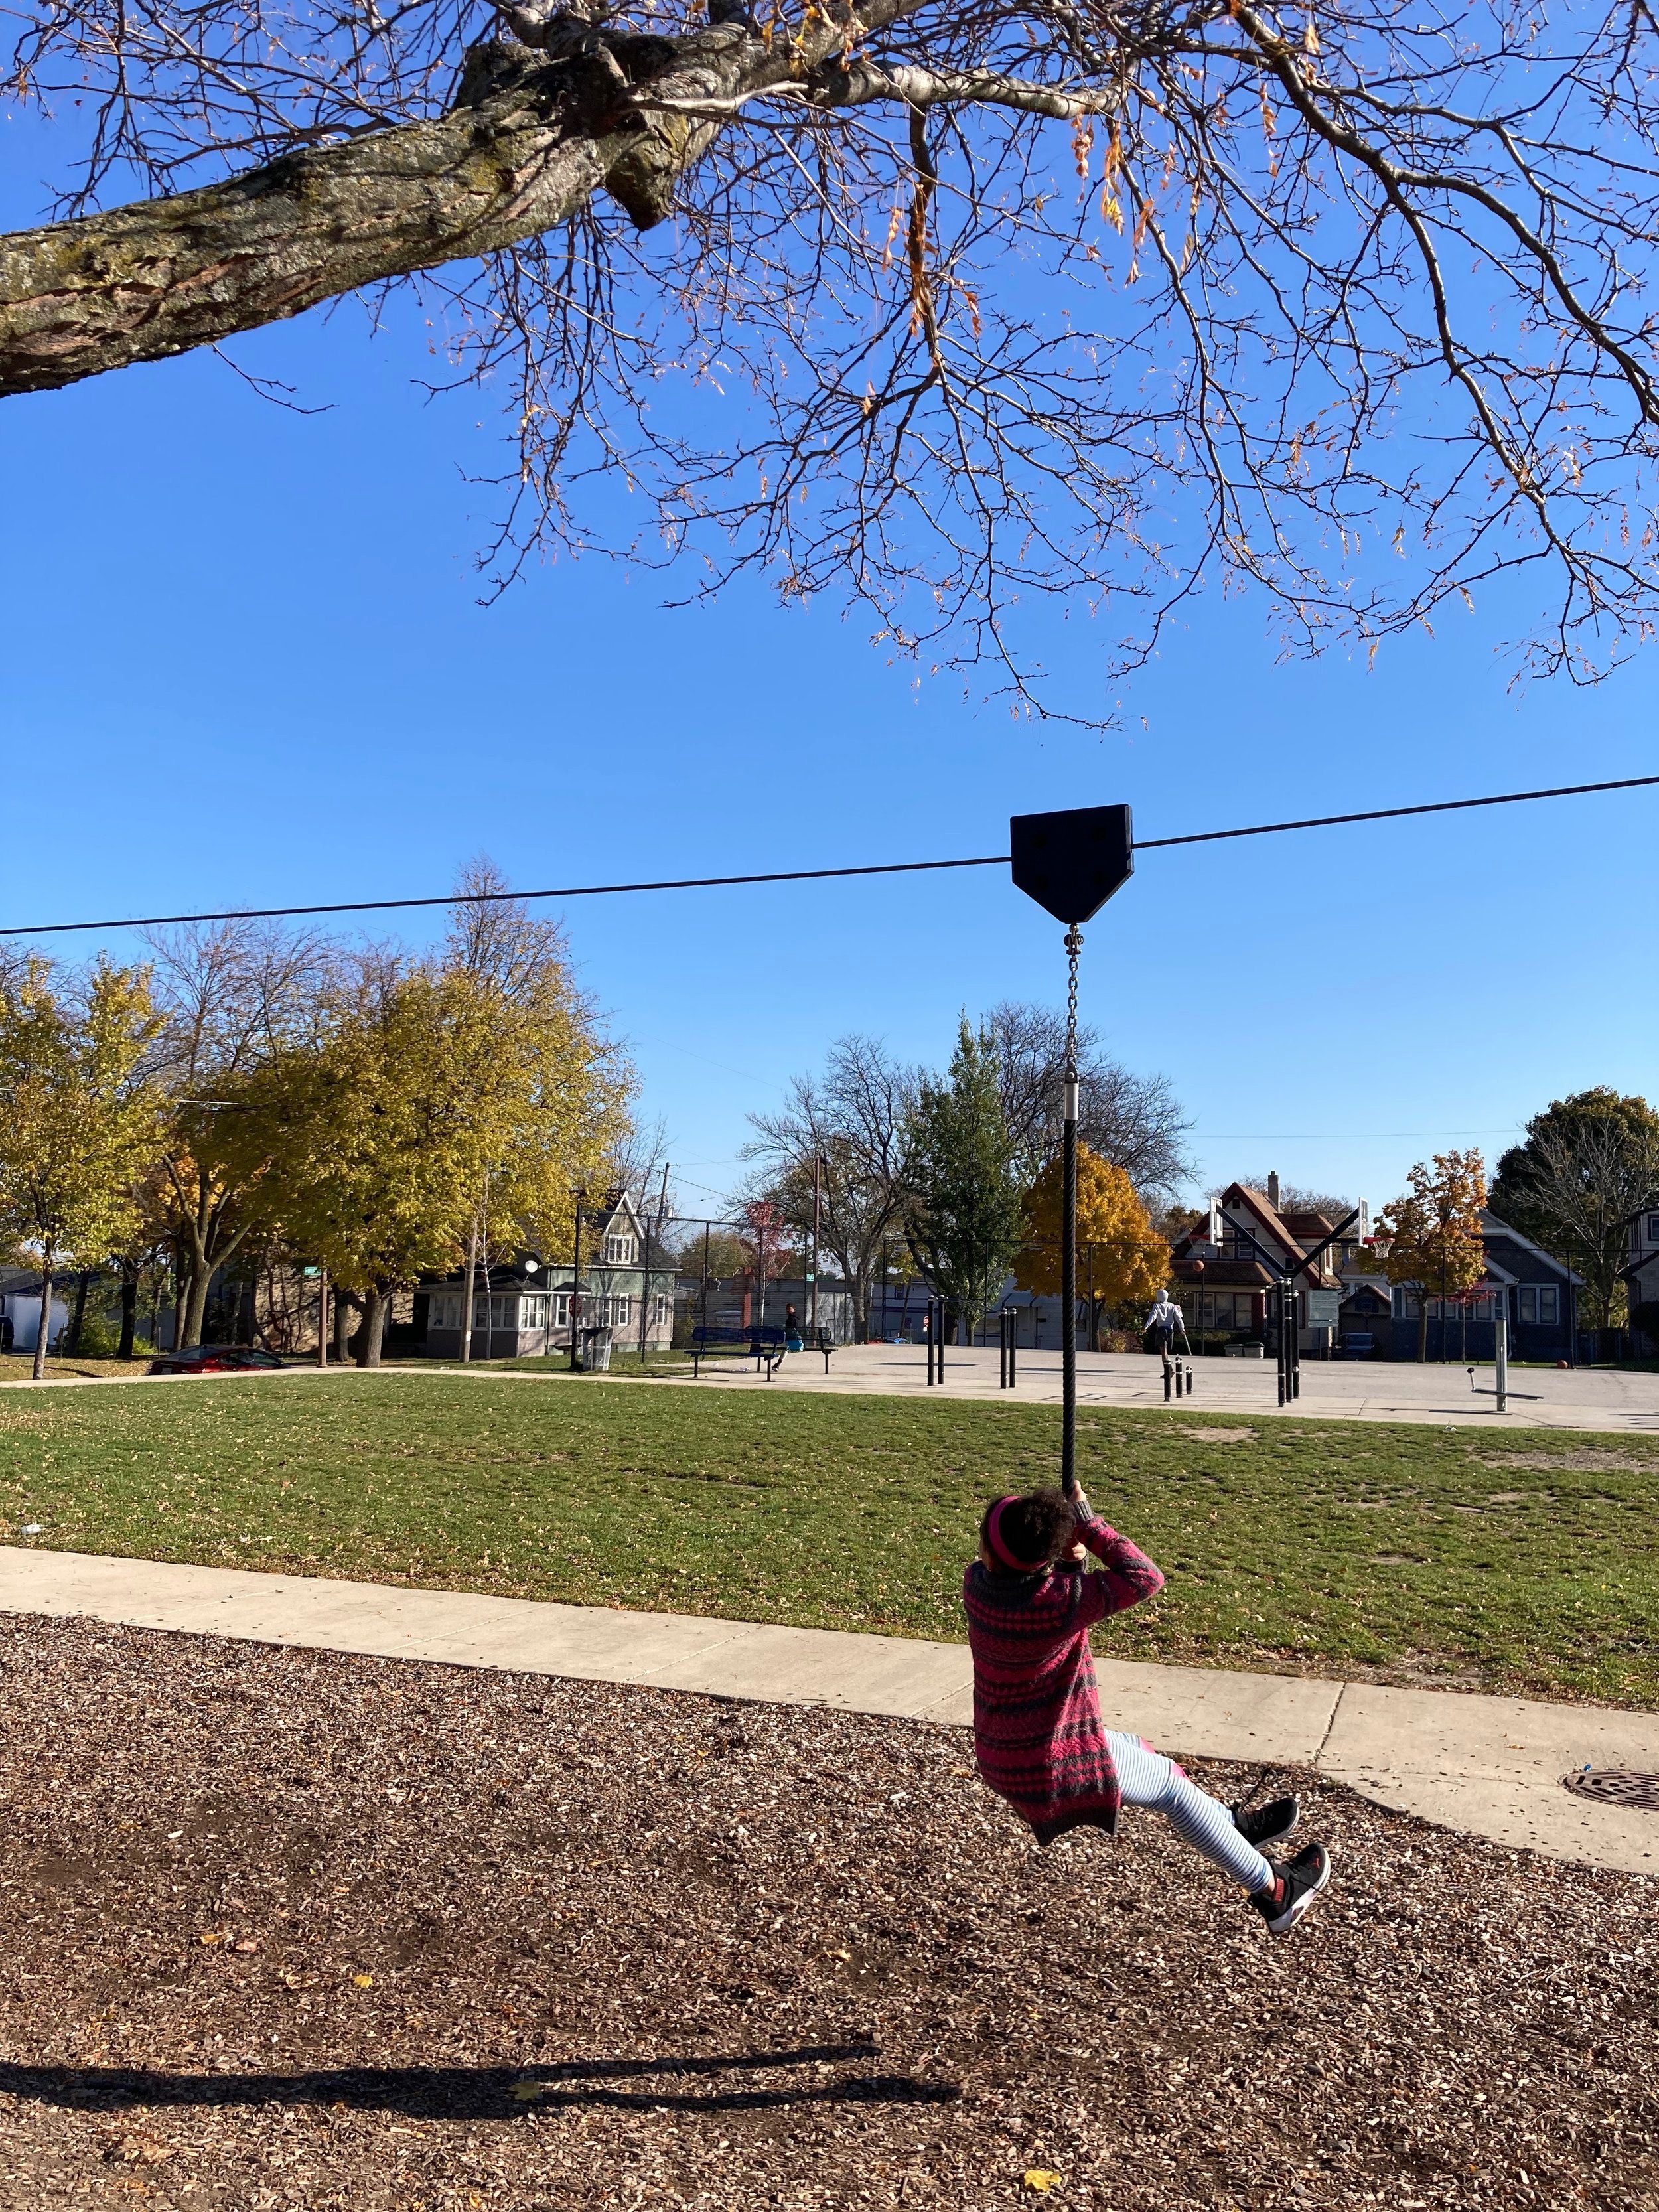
[0,2042,961,2121]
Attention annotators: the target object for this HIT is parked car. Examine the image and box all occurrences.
[147,1345,287,1376]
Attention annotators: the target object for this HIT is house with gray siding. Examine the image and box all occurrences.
[417,1191,675,1359]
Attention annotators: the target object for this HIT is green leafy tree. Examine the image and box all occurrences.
[1490,1090,1659,1328]
[903,1019,1023,1345]
[0,960,163,1378]
[1372,1151,1488,1363]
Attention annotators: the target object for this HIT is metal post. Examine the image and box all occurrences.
[638,1209,652,1368]
[317,1271,328,1370]
[1010,1308,1017,1388]
[701,1220,711,1341]
[1163,1359,1173,1402]
[810,1157,822,1339]
[1061,924,1082,1499]
[570,1195,585,1371]
[1291,1282,1302,1399]
[1495,1295,1508,1414]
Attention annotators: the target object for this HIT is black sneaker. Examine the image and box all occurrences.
[1246,1842,1332,1934]
[1232,1795,1299,1850]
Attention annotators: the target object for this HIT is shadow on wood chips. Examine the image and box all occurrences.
[0,1610,1655,2211]
[0,2043,949,2120]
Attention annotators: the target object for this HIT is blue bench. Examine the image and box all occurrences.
[687,1325,839,1380]
[689,1325,787,1380]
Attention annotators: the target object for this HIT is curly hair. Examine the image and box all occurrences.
[979,1486,1076,1572]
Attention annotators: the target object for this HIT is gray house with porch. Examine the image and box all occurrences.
[416,1191,676,1359]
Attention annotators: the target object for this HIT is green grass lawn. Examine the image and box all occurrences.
[3,1370,1656,1706]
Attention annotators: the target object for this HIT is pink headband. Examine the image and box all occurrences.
[985,1496,1039,1572]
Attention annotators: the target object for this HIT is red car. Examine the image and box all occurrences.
[147,1345,287,1376]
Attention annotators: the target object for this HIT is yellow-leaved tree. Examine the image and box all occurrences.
[1015,1145,1169,1350]
[0,958,163,1378]
[236,926,631,1365]
[1372,1150,1488,1363]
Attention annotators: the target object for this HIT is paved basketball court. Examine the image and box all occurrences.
[674,1341,1659,1431]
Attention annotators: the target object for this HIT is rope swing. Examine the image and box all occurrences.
[1010,806,1137,1497]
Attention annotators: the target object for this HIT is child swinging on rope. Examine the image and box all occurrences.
[964,1485,1332,1933]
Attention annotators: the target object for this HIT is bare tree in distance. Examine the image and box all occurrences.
[145,919,338,1347]
[5,0,1659,709]
[741,1033,918,1339]
[985,1002,1192,1201]
[446,854,581,1005]
[608,1113,675,1217]
[1232,1177,1355,1220]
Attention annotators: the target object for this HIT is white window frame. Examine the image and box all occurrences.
[1518,1284,1559,1326]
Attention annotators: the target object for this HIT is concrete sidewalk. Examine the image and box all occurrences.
[3,1544,1657,1877]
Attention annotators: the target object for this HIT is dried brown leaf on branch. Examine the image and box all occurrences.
[4,0,1659,711]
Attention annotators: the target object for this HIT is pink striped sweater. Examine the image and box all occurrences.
[962,1515,1166,1845]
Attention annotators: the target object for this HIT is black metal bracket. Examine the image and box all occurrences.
[1009,804,1134,924]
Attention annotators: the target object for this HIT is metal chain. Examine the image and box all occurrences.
[1064,924,1082,1075]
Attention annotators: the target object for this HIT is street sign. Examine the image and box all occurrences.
[1009,804,1134,924]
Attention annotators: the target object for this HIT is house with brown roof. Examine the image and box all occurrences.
[1167,1174,1360,1352]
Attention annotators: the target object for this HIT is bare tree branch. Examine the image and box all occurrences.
[5,0,1658,705]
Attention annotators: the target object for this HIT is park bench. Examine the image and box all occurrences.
[689,1325,788,1380]
[687,1325,840,1379]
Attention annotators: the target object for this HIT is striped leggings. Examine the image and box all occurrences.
[1107,1730,1273,1892]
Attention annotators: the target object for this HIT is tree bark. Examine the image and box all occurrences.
[0,22,803,398]
[119,1257,139,1361]
[68,1269,93,1355]
[33,1249,55,1380]
[459,1224,478,1364]
[356,1287,390,1368]
[182,1264,213,1350]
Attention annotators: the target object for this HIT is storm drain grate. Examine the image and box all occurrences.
[1561,1769,1659,1810]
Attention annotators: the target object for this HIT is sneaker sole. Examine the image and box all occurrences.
[1262,1849,1332,1935]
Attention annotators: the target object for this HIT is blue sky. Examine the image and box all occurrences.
[2,273,1655,1222]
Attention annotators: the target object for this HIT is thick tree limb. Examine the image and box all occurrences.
[0,17,822,396]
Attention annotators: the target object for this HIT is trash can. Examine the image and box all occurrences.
[579,1325,614,1373]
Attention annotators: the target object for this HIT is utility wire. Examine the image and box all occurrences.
[1,773,1653,939]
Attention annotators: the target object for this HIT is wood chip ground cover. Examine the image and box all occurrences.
[1,1617,1656,2211]
[3,1374,1659,1702]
